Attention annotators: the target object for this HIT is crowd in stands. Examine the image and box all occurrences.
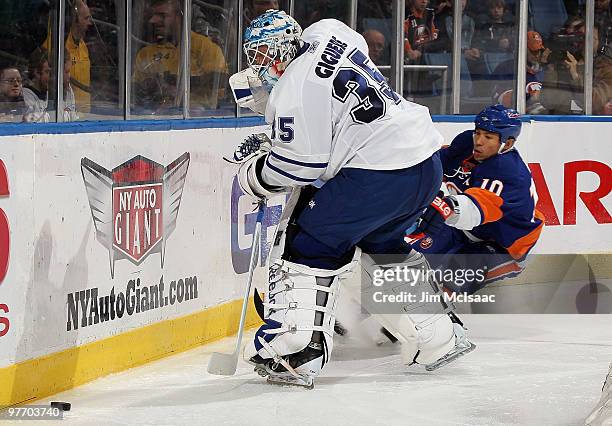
[353,0,612,114]
[132,0,228,115]
[1,0,610,122]
[0,0,232,122]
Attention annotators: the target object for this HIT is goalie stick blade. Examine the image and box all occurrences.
[207,352,238,376]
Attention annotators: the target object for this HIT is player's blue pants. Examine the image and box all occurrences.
[289,153,442,270]
[412,224,526,294]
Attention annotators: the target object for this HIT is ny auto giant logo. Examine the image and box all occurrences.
[81,153,190,278]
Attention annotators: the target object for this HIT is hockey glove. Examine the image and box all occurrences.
[238,152,285,199]
[229,68,269,115]
[405,192,457,243]
[229,133,272,164]
[234,133,286,199]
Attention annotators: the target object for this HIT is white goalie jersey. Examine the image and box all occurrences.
[261,19,443,188]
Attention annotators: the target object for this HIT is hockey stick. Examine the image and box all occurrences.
[207,199,266,376]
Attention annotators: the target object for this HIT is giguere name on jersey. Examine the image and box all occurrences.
[315,36,348,78]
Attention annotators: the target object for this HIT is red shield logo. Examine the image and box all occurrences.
[82,153,190,278]
[112,182,163,263]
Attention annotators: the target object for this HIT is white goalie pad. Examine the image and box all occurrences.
[256,258,357,358]
[245,187,361,369]
[353,251,458,366]
[229,68,270,115]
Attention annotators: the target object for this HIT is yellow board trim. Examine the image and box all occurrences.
[0,297,262,407]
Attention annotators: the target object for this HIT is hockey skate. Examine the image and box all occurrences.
[423,323,476,371]
[247,340,322,389]
[585,363,612,425]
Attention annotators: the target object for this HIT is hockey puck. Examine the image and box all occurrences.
[50,401,71,411]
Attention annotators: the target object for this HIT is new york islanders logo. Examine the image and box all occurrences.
[420,236,433,250]
[81,153,190,278]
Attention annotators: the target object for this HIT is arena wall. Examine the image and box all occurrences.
[0,118,610,406]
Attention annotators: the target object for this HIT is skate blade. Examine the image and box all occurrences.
[425,341,476,371]
[267,374,315,389]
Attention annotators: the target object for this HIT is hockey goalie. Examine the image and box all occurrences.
[229,10,475,388]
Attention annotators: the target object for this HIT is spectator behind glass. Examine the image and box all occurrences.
[431,0,452,21]
[44,0,93,113]
[133,0,228,114]
[474,0,514,53]
[404,0,439,63]
[294,1,349,29]
[434,0,480,61]
[245,0,279,25]
[595,0,611,48]
[23,49,51,123]
[0,67,26,122]
[63,48,79,122]
[593,32,612,114]
[362,29,386,65]
[491,31,550,114]
[542,19,602,114]
[357,0,393,24]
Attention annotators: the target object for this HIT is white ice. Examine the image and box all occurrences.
[22,314,612,426]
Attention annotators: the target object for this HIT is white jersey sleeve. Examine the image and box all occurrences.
[260,19,443,189]
[262,54,333,186]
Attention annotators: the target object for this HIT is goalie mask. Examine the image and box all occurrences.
[243,10,302,90]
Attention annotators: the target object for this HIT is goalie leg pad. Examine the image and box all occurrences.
[359,250,473,368]
[245,255,359,383]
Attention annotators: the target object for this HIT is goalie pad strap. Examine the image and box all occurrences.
[273,257,358,278]
[261,325,333,336]
[268,282,335,296]
[256,337,304,380]
[263,301,334,314]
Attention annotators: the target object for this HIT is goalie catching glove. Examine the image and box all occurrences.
[405,192,458,243]
[230,133,271,163]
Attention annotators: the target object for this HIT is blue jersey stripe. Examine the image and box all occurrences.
[270,151,328,168]
[265,156,318,183]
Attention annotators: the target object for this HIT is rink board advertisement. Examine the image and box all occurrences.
[0,120,610,405]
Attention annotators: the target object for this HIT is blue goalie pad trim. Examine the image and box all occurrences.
[254,318,284,352]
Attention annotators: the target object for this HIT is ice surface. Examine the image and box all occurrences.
[23,314,612,426]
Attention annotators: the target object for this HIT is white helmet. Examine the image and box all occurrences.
[243,10,302,90]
